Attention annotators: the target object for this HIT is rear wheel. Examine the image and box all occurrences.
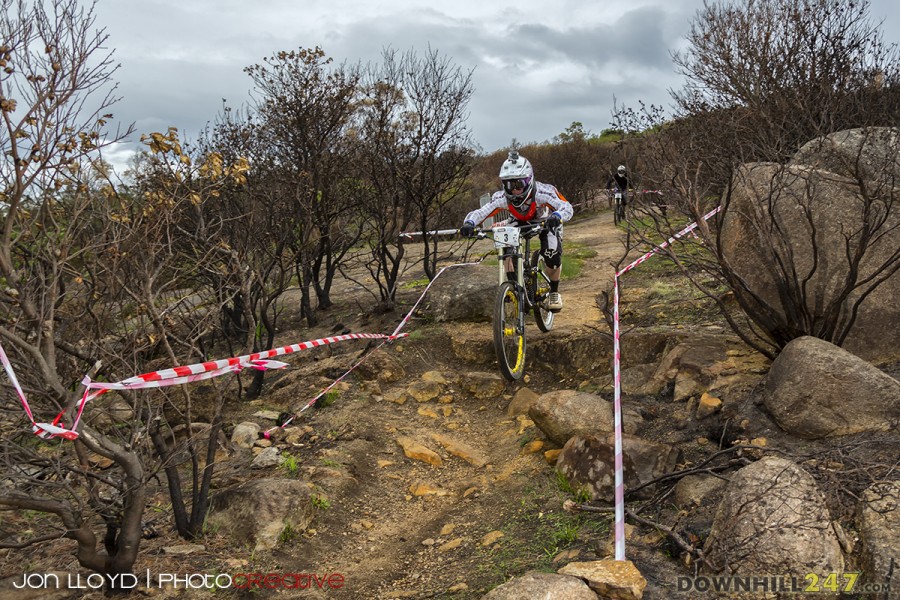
[531,250,554,332]
[493,281,525,381]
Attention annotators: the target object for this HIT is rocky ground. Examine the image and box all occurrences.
[2,206,897,600]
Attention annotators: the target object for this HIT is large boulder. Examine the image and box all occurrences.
[556,433,681,502]
[528,390,644,446]
[763,336,900,439]
[856,481,900,594]
[791,127,900,189]
[424,263,497,322]
[206,478,315,551]
[720,147,900,364]
[704,457,844,587]
[481,571,598,599]
[673,474,727,509]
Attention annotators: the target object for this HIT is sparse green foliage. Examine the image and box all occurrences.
[554,470,592,503]
[477,476,611,591]
[316,390,340,409]
[517,432,536,447]
[278,523,300,543]
[560,243,598,280]
[401,277,429,289]
[549,518,579,547]
[598,128,625,142]
[311,495,332,511]
[280,454,301,477]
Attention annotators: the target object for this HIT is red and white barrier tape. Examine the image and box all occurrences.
[0,341,77,440]
[265,254,490,436]
[0,234,498,442]
[611,205,721,560]
[0,332,408,441]
[611,273,625,560]
[618,206,721,276]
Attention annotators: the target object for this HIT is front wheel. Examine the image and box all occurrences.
[530,250,554,332]
[493,281,526,381]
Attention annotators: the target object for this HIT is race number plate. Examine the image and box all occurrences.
[493,226,520,248]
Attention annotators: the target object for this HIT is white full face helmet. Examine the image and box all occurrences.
[617,165,626,175]
[499,151,535,210]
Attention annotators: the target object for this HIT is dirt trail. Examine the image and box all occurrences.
[558,210,624,324]
[254,210,629,599]
[34,209,632,600]
[9,204,896,600]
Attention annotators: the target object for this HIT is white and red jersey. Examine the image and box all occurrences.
[464,181,573,225]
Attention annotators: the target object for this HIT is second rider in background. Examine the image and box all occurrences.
[459,151,573,312]
[606,164,631,209]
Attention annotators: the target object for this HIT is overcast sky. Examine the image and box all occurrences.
[91,0,900,172]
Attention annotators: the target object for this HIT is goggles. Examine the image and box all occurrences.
[502,177,531,194]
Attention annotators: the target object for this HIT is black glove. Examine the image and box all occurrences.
[459,221,476,238]
[546,212,561,230]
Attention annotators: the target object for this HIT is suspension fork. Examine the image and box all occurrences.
[520,239,534,310]
[498,248,525,286]
[514,243,531,315]
[499,248,527,330]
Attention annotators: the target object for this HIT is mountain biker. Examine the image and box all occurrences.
[459,151,573,312]
[606,165,630,210]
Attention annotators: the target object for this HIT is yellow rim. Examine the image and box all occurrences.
[511,336,524,372]
[502,289,524,374]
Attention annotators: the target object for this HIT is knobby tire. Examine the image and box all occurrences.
[530,250,554,332]
[493,281,526,381]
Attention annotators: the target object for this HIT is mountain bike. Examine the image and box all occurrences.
[612,187,626,225]
[472,221,555,381]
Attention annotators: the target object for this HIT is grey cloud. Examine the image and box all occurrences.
[89,0,899,171]
[322,8,685,147]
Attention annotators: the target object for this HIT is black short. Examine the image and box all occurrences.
[514,219,562,268]
[539,228,562,268]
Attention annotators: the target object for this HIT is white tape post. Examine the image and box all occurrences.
[611,205,721,561]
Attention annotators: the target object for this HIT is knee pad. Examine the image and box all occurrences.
[542,247,562,268]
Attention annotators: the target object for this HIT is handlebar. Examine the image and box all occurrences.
[398,220,549,241]
[398,228,462,240]
[465,220,546,240]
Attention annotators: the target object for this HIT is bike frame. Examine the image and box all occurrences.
[478,221,554,381]
[487,223,541,308]
[612,187,626,224]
